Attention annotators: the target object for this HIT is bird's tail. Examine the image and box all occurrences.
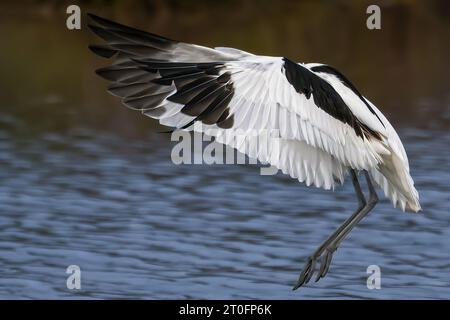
[370,149,421,212]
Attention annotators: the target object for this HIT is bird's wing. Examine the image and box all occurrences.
[87,14,243,63]
[88,14,391,189]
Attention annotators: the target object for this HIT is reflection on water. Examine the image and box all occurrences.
[0,1,450,299]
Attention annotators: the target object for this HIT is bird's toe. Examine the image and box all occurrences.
[293,256,316,290]
[315,248,335,282]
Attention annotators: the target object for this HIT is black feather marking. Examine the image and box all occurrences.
[88,45,117,58]
[108,82,150,97]
[166,76,217,104]
[152,71,205,84]
[151,78,174,86]
[87,13,175,47]
[152,65,222,80]
[107,82,169,98]
[181,83,226,116]
[88,24,129,44]
[96,66,154,83]
[116,72,157,84]
[216,109,234,129]
[283,57,381,140]
[134,59,222,68]
[179,80,234,129]
[310,64,385,128]
[111,29,172,51]
[159,67,206,78]
[199,88,234,125]
[123,91,171,110]
[131,60,203,68]
[109,44,162,56]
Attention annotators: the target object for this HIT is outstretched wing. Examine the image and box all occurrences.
[88,14,390,189]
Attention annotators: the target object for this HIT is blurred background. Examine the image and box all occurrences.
[0,0,449,299]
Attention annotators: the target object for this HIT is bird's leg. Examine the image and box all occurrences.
[293,170,368,290]
[314,171,379,282]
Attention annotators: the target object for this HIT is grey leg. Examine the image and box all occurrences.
[293,170,368,290]
[313,171,378,282]
[326,171,378,251]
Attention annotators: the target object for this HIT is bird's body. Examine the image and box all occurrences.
[88,14,421,289]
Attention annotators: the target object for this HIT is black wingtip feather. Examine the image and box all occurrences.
[88,23,120,43]
[87,13,176,44]
[88,44,117,58]
[88,14,236,130]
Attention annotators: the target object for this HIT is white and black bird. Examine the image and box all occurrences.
[88,14,421,289]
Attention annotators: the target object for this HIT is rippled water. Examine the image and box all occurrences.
[0,123,449,299]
